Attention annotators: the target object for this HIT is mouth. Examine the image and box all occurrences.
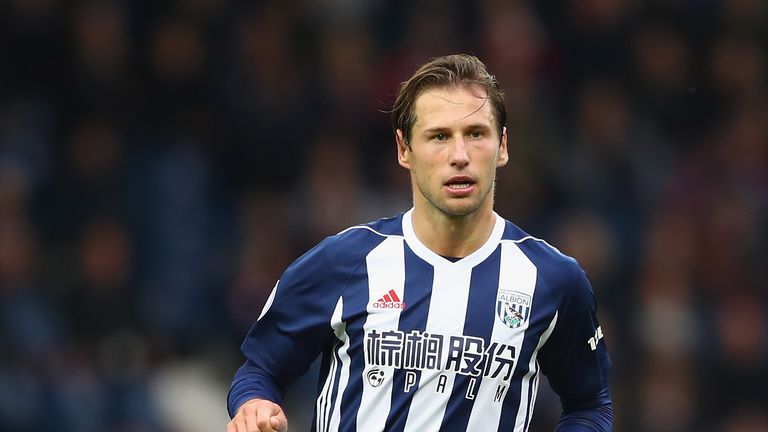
[444,176,476,195]
[447,182,473,189]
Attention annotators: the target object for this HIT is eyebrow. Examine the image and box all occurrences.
[421,124,492,134]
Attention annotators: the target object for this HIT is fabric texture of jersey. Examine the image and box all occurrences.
[228,210,612,432]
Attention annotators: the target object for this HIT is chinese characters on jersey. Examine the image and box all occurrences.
[365,329,516,381]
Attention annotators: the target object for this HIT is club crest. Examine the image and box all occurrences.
[496,290,531,329]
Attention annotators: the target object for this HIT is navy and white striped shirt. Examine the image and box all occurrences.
[229,210,612,431]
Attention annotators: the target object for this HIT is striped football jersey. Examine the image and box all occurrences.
[229,209,611,432]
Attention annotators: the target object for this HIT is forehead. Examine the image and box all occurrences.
[413,85,494,130]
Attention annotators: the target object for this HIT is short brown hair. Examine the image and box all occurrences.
[391,54,506,144]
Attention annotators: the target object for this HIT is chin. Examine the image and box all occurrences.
[440,201,483,218]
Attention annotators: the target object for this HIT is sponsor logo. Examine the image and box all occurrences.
[364,330,516,401]
[496,290,531,329]
[372,289,406,310]
[403,370,506,402]
[365,330,516,381]
[366,367,386,387]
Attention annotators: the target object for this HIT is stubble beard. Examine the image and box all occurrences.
[413,176,497,220]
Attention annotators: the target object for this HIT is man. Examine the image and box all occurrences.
[227,54,613,432]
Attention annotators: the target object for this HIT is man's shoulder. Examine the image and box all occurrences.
[334,213,405,241]
[282,214,404,283]
[309,213,405,260]
[500,218,582,282]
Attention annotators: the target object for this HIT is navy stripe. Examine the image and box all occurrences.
[337,262,373,432]
[383,244,434,432]
[440,246,502,431]
[496,344,528,428]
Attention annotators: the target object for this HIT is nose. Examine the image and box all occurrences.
[449,136,470,168]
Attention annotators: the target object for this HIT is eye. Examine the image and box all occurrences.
[468,130,483,139]
[433,133,448,142]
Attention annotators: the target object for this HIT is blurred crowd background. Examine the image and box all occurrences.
[1,0,767,431]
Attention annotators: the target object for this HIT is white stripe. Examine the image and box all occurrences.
[336,224,398,238]
[466,241,538,431]
[518,312,558,432]
[257,281,279,321]
[327,298,352,432]
[356,237,406,431]
[528,372,540,431]
[402,263,473,432]
[315,354,333,432]
[512,235,565,257]
[316,297,344,432]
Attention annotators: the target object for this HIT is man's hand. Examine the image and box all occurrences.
[227,398,288,432]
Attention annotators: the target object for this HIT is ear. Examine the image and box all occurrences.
[496,126,509,168]
[396,129,411,170]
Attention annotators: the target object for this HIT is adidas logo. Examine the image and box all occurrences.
[372,289,407,309]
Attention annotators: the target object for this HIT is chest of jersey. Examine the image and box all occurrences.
[335,238,556,395]
[311,219,572,431]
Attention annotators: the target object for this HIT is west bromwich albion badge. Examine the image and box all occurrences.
[496,290,531,329]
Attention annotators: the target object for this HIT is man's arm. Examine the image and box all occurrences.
[227,238,344,424]
[228,359,285,417]
[539,265,613,432]
[555,401,613,432]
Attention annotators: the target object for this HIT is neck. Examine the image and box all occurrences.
[410,204,497,258]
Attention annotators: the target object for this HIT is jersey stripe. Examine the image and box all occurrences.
[326,297,352,432]
[402,262,473,431]
[499,241,541,432]
[440,246,503,431]
[522,312,558,430]
[383,245,435,432]
[316,297,344,431]
[465,240,538,431]
[337,248,375,432]
[356,236,406,431]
